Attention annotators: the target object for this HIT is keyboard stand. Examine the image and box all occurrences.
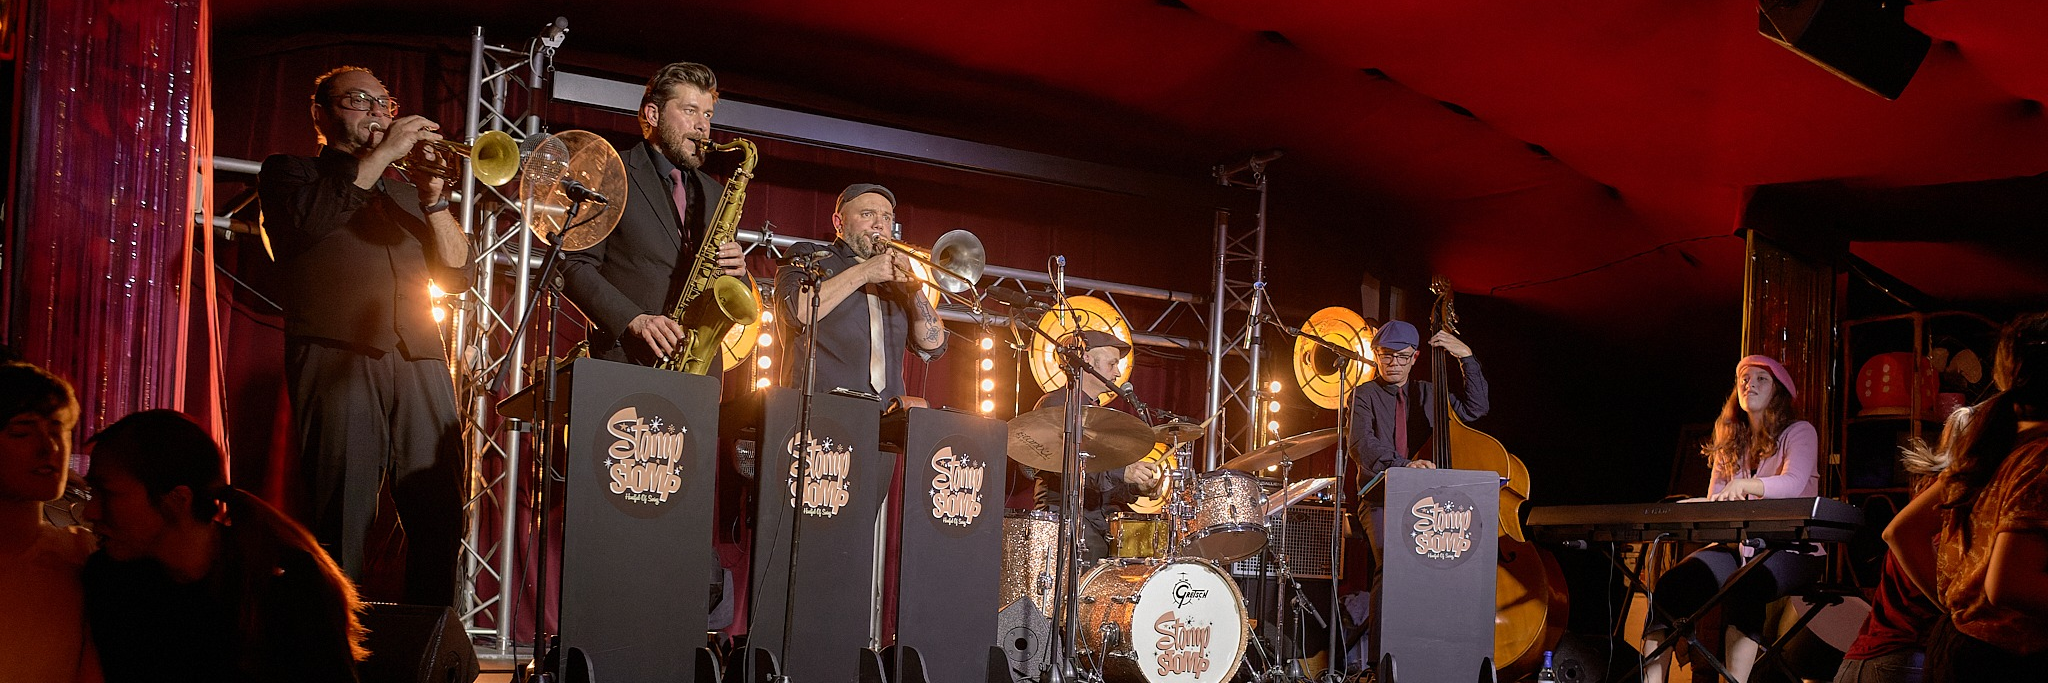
[1587,539,1819,683]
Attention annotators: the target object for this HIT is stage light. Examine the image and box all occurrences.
[761,310,775,324]
[431,306,447,323]
[980,399,995,413]
[1267,380,1283,393]
[1267,400,1282,413]
[1266,420,1279,433]
[980,358,994,371]
[755,378,771,389]
[980,337,994,351]
[757,332,773,348]
[757,355,772,370]
[427,282,447,299]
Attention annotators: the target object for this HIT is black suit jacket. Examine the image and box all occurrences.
[257,148,462,359]
[561,140,725,365]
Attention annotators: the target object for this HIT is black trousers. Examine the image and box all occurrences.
[1645,546,1824,639]
[287,337,465,607]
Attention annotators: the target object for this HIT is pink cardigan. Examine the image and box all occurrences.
[1709,420,1821,499]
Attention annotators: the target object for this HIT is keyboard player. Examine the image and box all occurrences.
[1642,355,1824,683]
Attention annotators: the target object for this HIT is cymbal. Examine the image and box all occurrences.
[1152,421,1205,443]
[1292,307,1375,410]
[1008,404,1158,474]
[1220,428,1338,472]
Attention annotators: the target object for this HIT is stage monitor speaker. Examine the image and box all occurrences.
[1759,0,1931,100]
[357,603,479,683]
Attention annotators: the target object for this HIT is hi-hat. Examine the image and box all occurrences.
[1152,421,1205,443]
[1220,428,1338,472]
[521,130,626,252]
[1292,307,1375,410]
[1008,404,1158,473]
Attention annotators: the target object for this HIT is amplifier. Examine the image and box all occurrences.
[1228,503,1341,580]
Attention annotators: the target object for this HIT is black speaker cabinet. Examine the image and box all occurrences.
[1759,0,1931,99]
[357,603,479,683]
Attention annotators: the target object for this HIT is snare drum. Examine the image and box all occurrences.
[1075,557,1249,683]
[1108,512,1170,558]
[1183,469,1268,562]
[1000,510,1061,612]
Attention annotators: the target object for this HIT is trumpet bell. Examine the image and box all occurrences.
[469,130,520,187]
[926,229,985,293]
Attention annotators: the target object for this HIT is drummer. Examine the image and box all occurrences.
[1031,330,1167,561]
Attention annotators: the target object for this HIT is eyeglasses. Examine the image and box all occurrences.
[1378,351,1418,365]
[325,90,399,115]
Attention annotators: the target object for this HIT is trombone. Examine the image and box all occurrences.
[877,229,985,295]
[389,129,521,187]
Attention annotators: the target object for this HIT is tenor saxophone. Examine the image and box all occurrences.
[658,138,760,374]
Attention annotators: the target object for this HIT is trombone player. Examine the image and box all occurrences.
[774,184,947,404]
[256,65,466,607]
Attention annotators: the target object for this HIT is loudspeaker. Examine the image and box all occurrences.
[1759,0,1931,99]
[1550,632,1639,683]
[358,603,479,683]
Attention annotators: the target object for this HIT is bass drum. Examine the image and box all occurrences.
[1075,558,1248,683]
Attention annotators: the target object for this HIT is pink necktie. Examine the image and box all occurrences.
[668,168,690,238]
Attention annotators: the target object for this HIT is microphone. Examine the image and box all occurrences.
[560,178,609,204]
[1115,382,1152,413]
[988,285,1048,310]
[1054,256,1066,298]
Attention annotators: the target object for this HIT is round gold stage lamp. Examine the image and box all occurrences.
[1292,306,1375,410]
[1026,295,1131,404]
[716,279,767,372]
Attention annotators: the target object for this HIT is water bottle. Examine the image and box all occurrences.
[1535,649,1558,683]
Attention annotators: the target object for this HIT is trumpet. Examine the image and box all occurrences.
[876,229,985,294]
[387,129,520,187]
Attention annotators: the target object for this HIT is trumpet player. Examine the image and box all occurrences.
[561,62,748,368]
[774,184,947,404]
[255,65,466,608]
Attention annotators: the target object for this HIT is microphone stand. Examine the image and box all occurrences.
[751,247,831,683]
[496,195,598,682]
[1254,293,1369,683]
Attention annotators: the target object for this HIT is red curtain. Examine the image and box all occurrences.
[10,0,221,442]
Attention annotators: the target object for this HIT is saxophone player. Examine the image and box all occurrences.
[773,184,947,404]
[561,62,748,368]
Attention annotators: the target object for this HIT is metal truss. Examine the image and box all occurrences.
[1204,154,1278,471]
[448,21,567,651]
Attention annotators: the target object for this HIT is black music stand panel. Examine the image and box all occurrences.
[890,407,1008,683]
[557,359,720,683]
[745,387,886,683]
[1364,467,1498,683]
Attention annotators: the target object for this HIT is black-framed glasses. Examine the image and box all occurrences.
[324,90,399,115]
[1379,350,1419,365]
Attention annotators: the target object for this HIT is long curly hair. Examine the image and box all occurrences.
[1938,312,2048,548]
[1702,374,1800,478]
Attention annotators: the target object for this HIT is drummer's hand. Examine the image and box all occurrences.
[1125,461,1165,495]
[1406,459,1438,469]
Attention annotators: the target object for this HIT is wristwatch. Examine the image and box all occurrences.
[420,198,452,215]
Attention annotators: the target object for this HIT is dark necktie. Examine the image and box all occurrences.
[668,168,691,242]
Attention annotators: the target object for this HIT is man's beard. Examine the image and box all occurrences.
[846,230,882,258]
[657,123,704,170]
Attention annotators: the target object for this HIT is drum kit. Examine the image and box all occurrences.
[1000,401,1351,683]
[991,302,1376,683]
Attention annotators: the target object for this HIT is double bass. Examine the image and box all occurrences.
[1418,277,1569,680]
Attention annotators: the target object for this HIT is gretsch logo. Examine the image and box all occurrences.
[1171,577,1209,608]
[928,446,987,526]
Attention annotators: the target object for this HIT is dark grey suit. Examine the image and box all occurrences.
[561,140,725,366]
